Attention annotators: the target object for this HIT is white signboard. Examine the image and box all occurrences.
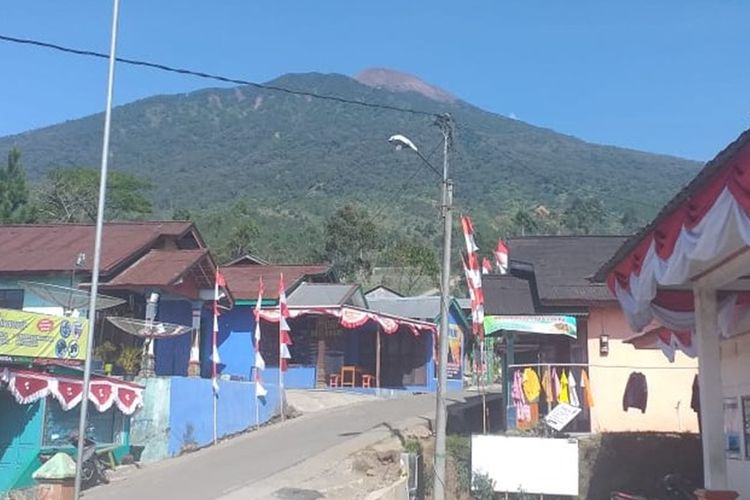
[544,403,582,431]
[472,435,579,496]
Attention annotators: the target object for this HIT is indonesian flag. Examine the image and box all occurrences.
[254,278,266,398]
[494,239,509,274]
[212,269,226,394]
[460,215,479,253]
[279,273,292,372]
[460,215,485,339]
[482,258,492,275]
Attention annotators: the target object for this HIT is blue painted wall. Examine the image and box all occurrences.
[155,300,193,377]
[166,376,279,456]
[201,305,255,380]
[0,394,43,493]
[0,274,77,310]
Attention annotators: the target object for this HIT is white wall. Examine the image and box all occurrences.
[721,332,750,494]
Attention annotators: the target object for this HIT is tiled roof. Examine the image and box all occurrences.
[0,222,195,275]
[221,264,332,300]
[287,283,362,307]
[509,235,628,304]
[366,296,441,321]
[483,275,537,315]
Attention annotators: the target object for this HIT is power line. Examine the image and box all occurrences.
[0,33,439,118]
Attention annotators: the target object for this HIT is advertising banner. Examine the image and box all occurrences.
[483,315,577,339]
[0,308,89,361]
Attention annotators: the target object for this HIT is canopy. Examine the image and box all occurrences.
[600,130,750,333]
[624,326,697,362]
[0,368,143,415]
[258,305,436,335]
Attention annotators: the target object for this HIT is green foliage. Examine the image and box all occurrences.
[562,195,607,234]
[93,340,118,364]
[381,239,440,294]
[116,346,142,375]
[447,434,472,495]
[0,148,34,223]
[172,207,193,221]
[36,167,153,222]
[472,471,497,500]
[322,204,382,282]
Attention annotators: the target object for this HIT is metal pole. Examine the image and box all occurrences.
[376,326,381,389]
[433,114,452,500]
[74,0,120,497]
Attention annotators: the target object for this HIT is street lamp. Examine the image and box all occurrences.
[389,114,453,500]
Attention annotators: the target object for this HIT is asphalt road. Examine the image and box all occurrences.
[84,392,453,500]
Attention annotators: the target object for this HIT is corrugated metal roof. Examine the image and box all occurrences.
[367,296,441,321]
[483,275,536,315]
[222,265,332,300]
[103,249,209,287]
[0,222,195,275]
[287,283,362,307]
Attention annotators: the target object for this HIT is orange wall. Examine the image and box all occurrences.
[587,305,699,433]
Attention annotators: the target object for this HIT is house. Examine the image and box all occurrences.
[483,236,698,433]
[366,295,471,391]
[595,128,750,495]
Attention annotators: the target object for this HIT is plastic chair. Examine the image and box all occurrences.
[362,374,374,388]
[329,374,341,387]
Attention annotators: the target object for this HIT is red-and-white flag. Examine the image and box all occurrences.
[460,215,484,339]
[254,278,267,398]
[482,258,492,275]
[278,273,292,372]
[212,269,226,394]
[494,239,509,274]
[461,215,479,253]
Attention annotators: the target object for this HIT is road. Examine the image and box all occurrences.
[84,392,466,500]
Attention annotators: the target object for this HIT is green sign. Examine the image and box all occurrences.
[484,315,577,339]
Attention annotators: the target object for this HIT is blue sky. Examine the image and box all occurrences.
[1,1,748,161]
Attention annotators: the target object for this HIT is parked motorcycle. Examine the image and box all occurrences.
[40,433,110,489]
[610,474,696,500]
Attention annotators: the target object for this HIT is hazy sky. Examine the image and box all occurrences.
[1,1,749,160]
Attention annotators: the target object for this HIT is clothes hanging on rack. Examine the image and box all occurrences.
[568,370,580,407]
[553,368,561,403]
[580,369,594,408]
[541,366,553,405]
[522,367,541,403]
[512,370,531,422]
[623,371,648,413]
[559,370,570,404]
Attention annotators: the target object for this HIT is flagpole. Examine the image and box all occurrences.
[212,270,220,446]
[279,331,285,421]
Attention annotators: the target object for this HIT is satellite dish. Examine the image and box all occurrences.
[107,317,192,338]
[17,281,125,314]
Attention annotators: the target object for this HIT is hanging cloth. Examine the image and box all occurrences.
[541,366,553,405]
[552,368,561,403]
[512,370,531,422]
[521,367,541,403]
[580,369,594,408]
[559,370,570,404]
[622,371,648,413]
[568,370,580,407]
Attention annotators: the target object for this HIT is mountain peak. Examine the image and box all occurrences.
[354,68,457,104]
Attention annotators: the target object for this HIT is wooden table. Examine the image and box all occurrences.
[340,365,361,387]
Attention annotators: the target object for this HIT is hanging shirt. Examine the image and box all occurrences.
[541,366,554,405]
[580,369,595,408]
[512,370,531,422]
[622,371,648,413]
[522,367,541,403]
[553,369,561,403]
[559,370,570,404]
[568,370,580,407]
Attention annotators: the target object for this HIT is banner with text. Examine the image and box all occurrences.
[483,315,577,339]
[0,308,89,361]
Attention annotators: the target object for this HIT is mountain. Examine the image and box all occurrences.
[0,68,700,261]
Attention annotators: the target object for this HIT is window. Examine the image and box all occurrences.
[0,289,23,310]
[43,399,124,447]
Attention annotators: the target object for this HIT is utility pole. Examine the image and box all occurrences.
[433,113,453,500]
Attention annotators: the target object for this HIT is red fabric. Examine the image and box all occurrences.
[216,270,226,288]
[55,379,84,410]
[652,290,695,313]
[9,373,50,403]
[89,381,114,411]
[609,143,750,293]
[116,386,140,414]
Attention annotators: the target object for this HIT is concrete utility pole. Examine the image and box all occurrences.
[73,0,120,498]
[433,113,453,500]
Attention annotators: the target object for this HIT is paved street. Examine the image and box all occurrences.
[84,392,466,500]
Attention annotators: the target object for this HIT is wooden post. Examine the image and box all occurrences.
[376,326,381,388]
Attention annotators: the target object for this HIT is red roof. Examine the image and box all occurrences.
[0,222,197,275]
[222,264,332,300]
[103,249,211,288]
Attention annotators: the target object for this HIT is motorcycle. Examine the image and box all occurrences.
[610,474,696,500]
[40,433,110,489]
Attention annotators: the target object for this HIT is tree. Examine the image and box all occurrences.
[620,207,641,233]
[322,204,382,282]
[511,209,539,236]
[562,196,606,235]
[172,208,193,221]
[37,167,153,222]
[0,148,34,223]
[222,219,260,261]
[384,239,440,294]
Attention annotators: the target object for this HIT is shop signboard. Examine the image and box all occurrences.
[544,403,582,431]
[0,308,89,361]
[484,315,577,339]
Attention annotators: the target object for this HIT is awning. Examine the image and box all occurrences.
[483,315,577,339]
[598,129,750,333]
[624,326,697,362]
[0,368,144,415]
[258,305,436,335]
